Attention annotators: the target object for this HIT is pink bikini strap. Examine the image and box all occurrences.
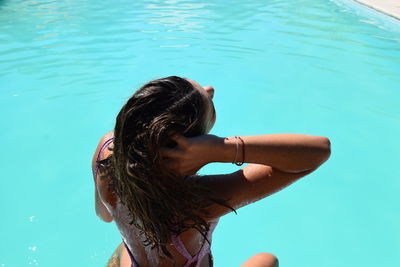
[171,234,193,260]
[92,137,114,178]
[170,220,219,267]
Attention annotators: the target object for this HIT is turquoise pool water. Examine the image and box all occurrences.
[1,0,399,266]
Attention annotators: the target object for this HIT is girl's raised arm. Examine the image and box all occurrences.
[163,134,331,219]
[218,134,330,173]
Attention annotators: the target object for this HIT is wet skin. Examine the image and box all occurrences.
[92,78,328,266]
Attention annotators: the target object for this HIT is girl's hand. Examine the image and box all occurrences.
[161,134,222,176]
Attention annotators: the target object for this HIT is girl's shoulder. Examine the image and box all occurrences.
[92,131,115,181]
[95,132,114,161]
[92,131,115,222]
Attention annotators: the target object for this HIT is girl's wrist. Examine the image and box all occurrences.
[213,136,237,163]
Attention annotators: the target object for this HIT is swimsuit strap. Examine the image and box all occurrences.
[123,241,139,267]
[171,234,193,260]
[121,220,219,267]
[171,219,219,267]
[92,137,114,178]
[192,220,218,267]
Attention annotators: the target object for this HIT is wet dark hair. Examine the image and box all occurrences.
[100,76,232,259]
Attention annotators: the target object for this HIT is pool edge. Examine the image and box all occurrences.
[352,0,400,20]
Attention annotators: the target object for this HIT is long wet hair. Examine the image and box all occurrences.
[100,76,233,259]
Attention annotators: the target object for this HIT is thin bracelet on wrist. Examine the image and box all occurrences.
[237,136,245,166]
[233,136,245,166]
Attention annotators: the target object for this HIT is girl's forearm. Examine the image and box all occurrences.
[214,134,331,173]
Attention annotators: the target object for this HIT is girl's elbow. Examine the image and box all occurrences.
[323,136,331,156]
[318,136,331,164]
[98,211,113,223]
[96,206,113,223]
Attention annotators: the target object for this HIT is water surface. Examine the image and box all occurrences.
[1,0,399,266]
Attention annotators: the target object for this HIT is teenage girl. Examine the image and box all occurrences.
[91,76,331,267]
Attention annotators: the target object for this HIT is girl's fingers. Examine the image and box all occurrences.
[171,134,189,148]
[184,167,200,176]
[160,148,181,158]
[163,158,194,176]
[163,158,180,171]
